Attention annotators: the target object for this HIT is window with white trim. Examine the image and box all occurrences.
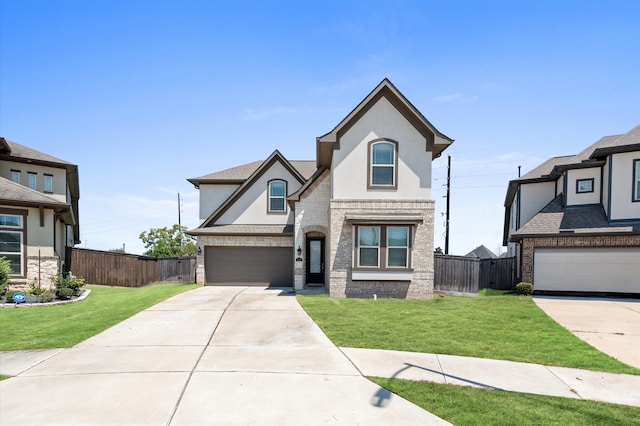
[355,225,411,269]
[28,172,37,190]
[268,180,286,212]
[370,141,397,187]
[10,170,20,184]
[633,159,640,202]
[44,174,53,193]
[0,214,24,275]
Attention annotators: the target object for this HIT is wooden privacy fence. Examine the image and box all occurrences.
[66,248,196,287]
[434,254,516,293]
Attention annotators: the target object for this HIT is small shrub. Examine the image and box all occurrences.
[515,282,534,296]
[29,280,46,296]
[56,287,74,299]
[4,290,19,303]
[41,289,56,303]
[0,257,11,296]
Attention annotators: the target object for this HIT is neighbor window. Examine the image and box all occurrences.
[369,141,397,187]
[10,170,20,184]
[0,213,24,275]
[268,180,286,212]
[28,172,37,190]
[356,225,411,269]
[634,159,640,202]
[44,174,53,193]
[576,178,594,193]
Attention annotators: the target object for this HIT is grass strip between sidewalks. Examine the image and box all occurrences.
[0,283,198,351]
[369,377,640,426]
[297,291,640,375]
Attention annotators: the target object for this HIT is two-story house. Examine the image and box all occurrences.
[188,79,453,298]
[0,138,80,288]
[503,124,640,295]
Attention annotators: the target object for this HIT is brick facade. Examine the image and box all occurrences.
[521,234,640,283]
[293,171,330,290]
[329,199,435,299]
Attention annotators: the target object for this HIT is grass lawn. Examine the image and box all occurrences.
[370,377,640,426]
[0,283,198,351]
[297,291,640,375]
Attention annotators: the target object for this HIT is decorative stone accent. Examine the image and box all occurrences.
[520,235,640,283]
[24,256,60,290]
[329,199,435,300]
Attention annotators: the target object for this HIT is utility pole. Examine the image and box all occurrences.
[177,192,182,226]
[445,155,451,255]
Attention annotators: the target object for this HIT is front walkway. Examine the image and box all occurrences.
[0,287,448,425]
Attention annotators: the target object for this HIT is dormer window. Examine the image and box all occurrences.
[268,180,287,212]
[369,140,397,188]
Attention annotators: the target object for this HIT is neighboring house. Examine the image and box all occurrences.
[465,245,497,259]
[188,79,453,298]
[0,138,80,288]
[503,124,640,295]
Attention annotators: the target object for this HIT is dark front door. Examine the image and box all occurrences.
[306,237,325,285]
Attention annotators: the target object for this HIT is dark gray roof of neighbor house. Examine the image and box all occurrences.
[186,224,294,236]
[0,138,74,166]
[519,155,575,180]
[188,160,316,186]
[465,245,497,259]
[510,195,640,241]
[0,176,70,207]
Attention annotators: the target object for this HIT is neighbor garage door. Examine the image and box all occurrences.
[534,247,640,293]
[205,247,293,287]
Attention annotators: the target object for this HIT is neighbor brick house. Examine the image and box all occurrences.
[503,124,640,295]
[188,79,453,298]
[0,138,80,288]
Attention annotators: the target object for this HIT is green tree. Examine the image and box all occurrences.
[139,225,196,258]
[0,256,11,296]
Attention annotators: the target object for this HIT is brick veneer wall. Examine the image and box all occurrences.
[194,235,293,285]
[293,171,330,290]
[329,199,435,299]
[521,234,640,283]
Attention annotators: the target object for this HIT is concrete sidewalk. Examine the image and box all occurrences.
[0,287,448,425]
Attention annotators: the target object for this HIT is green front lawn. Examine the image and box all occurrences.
[0,283,198,351]
[370,377,640,426]
[297,291,639,375]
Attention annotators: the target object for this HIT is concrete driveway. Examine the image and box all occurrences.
[533,296,640,369]
[0,287,448,425]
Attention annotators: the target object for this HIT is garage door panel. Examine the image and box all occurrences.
[534,248,640,293]
[205,247,293,287]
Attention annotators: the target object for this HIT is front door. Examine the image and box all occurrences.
[306,237,325,285]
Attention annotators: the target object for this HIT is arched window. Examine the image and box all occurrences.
[369,141,397,188]
[268,180,287,212]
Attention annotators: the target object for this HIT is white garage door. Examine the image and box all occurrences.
[534,247,640,293]
[205,246,293,287]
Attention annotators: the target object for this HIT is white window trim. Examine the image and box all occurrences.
[386,226,409,268]
[28,172,37,190]
[357,226,381,268]
[268,180,287,213]
[0,213,24,276]
[633,159,640,202]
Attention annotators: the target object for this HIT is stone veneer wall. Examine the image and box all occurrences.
[329,199,435,300]
[521,234,640,283]
[293,171,330,290]
[12,255,61,290]
[194,235,293,285]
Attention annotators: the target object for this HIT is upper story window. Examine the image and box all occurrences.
[10,170,20,184]
[576,178,594,193]
[369,140,397,188]
[268,180,286,212]
[44,174,53,193]
[633,159,640,202]
[28,172,37,190]
[0,213,24,275]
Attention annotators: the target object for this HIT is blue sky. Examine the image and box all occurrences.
[1,0,638,255]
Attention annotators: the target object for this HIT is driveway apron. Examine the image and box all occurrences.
[0,287,448,425]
